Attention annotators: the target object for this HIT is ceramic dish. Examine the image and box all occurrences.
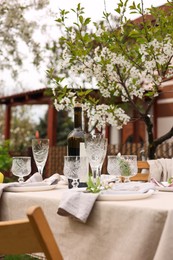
[156,182,173,192]
[4,184,57,192]
[97,189,155,201]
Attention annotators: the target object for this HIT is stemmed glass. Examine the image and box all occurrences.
[63,156,87,189]
[11,157,31,183]
[84,133,108,182]
[118,155,137,182]
[32,139,49,176]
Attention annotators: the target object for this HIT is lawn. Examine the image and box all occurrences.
[0,255,39,259]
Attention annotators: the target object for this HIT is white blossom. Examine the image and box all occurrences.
[50,7,173,130]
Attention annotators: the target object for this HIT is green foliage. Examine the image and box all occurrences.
[36,110,73,146]
[4,255,38,259]
[56,111,73,146]
[47,0,173,158]
[48,0,173,116]
[0,0,49,88]
[0,140,12,173]
[10,106,37,152]
[86,173,101,193]
[118,158,131,176]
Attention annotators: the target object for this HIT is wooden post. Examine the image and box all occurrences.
[4,105,11,140]
[47,104,57,146]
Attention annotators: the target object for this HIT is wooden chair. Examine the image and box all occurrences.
[130,161,150,182]
[0,206,63,260]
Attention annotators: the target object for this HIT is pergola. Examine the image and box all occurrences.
[0,88,58,146]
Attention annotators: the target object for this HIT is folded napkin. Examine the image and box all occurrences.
[147,159,163,181]
[0,172,61,198]
[100,182,155,195]
[57,190,99,223]
[148,158,173,181]
[57,182,155,223]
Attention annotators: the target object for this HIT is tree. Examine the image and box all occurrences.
[0,0,50,92]
[36,110,73,146]
[47,0,173,159]
[10,106,37,152]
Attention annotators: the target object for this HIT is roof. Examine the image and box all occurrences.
[133,4,172,24]
[0,88,52,106]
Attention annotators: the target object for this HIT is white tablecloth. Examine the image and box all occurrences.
[0,185,173,260]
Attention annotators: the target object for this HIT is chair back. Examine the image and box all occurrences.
[130,161,149,181]
[0,206,63,260]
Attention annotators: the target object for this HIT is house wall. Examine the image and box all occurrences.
[111,84,173,145]
[157,117,173,140]
[156,84,173,139]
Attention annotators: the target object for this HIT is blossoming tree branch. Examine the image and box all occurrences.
[47,0,173,159]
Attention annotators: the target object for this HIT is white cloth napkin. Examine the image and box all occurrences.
[57,182,155,223]
[148,158,173,181]
[100,182,155,195]
[0,172,61,198]
[57,190,99,223]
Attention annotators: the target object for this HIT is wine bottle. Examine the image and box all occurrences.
[67,103,84,156]
[67,103,87,188]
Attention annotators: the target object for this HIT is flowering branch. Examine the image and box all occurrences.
[47,0,173,157]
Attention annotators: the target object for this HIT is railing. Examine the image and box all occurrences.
[47,146,67,177]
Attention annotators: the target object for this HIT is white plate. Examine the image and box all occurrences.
[5,184,57,192]
[156,186,173,192]
[97,189,155,201]
[155,182,173,192]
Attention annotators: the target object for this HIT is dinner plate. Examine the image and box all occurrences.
[4,184,57,192]
[97,189,155,201]
[157,187,173,192]
[156,183,173,192]
[156,182,173,192]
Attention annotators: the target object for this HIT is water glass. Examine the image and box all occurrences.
[107,155,121,182]
[11,157,31,183]
[118,155,137,182]
[63,156,87,189]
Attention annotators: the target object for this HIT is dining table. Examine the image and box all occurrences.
[0,182,173,260]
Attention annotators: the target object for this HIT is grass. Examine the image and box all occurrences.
[0,255,39,260]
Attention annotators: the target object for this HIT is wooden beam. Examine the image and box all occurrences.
[4,105,11,140]
[47,104,57,146]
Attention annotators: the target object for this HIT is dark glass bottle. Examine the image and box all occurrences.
[67,104,84,156]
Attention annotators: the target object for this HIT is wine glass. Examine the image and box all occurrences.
[84,133,108,183]
[107,155,121,182]
[118,155,137,182]
[63,156,87,189]
[32,139,49,176]
[11,157,31,183]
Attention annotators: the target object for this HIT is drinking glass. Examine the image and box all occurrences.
[32,139,49,175]
[84,133,108,182]
[63,156,87,189]
[11,157,31,183]
[107,155,121,182]
[118,155,137,182]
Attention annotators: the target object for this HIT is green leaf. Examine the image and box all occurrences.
[86,174,101,193]
[79,15,84,24]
